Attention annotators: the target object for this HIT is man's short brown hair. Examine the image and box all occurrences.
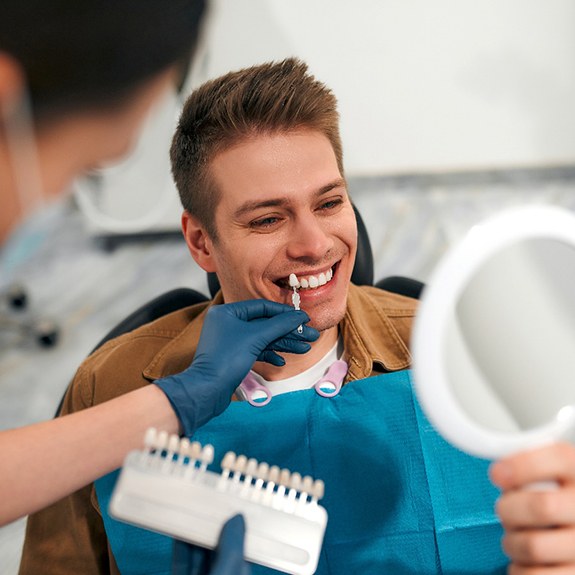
[170,57,344,240]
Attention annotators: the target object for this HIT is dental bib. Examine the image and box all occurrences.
[95,371,507,574]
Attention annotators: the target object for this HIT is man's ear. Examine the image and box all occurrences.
[181,210,218,272]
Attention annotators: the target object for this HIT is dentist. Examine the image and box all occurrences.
[0,1,318,554]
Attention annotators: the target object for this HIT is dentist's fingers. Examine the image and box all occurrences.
[257,350,286,367]
[221,299,297,322]
[266,339,312,355]
[250,312,318,346]
[210,514,251,575]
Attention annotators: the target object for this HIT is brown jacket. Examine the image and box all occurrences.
[19,284,417,575]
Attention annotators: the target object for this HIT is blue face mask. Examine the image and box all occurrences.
[1,86,47,231]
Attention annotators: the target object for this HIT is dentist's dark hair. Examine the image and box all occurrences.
[170,57,344,241]
[0,0,206,124]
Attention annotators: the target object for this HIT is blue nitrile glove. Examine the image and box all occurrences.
[171,514,251,575]
[155,299,319,436]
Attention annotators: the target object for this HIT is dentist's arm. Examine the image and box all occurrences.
[0,300,318,527]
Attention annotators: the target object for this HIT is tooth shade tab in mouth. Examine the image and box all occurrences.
[291,267,333,291]
[289,273,300,288]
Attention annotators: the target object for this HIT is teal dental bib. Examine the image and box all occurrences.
[95,371,507,574]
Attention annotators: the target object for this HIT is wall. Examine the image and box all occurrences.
[193,0,575,175]
[75,0,575,234]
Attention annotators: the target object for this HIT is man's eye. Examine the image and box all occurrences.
[250,216,280,228]
[319,198,343,211]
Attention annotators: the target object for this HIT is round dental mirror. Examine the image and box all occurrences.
[412,205,575,460]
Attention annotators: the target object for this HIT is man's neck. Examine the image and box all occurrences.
[253,325,339,381]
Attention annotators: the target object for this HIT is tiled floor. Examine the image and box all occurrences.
[1,167,575,573]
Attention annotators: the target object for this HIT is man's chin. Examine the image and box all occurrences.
[308,309,346,333]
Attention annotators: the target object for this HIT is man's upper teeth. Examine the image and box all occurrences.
[288,268,333,290]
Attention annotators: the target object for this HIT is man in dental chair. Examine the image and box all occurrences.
[20,58,575,575]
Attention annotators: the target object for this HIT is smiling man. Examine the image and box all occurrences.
[167,58,417,392]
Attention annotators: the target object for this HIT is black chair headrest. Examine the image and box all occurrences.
[376,276,425,300]
[351,204,374,286]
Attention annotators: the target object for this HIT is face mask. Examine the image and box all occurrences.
[1,86,47,228]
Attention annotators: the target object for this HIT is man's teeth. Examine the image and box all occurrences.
[288,268,333,290]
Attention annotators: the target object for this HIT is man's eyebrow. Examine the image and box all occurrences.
[234,178,347,219]
[234,198,290,219]
[317,178,347,195]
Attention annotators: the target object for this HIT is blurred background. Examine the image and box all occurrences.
[2,1,575,572]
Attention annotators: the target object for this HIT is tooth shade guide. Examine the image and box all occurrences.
[190,441,202,466]
[183,440,204,479]
[221,451,236,480]
[291,287,301,311]
[141,427,158,464]
[253,461,270,499]
[275,468,291,501]
[217,455,329,510]
[156,430,169,453]
[177,438,190,466]
[266,465,280,493]
[287,472,302,507]
[161,434,180,472]
[233,454,248,482]
[312,479,325,504]
[143,427,157,451]
[242,457,258,494]
[167,434,179,454]
[112,432,329,574]
[199,444,214,472]
[139,431,328,506]
[299,475,314,505]
[291,285,303,334]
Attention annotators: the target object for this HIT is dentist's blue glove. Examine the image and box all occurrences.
[155,299,318,436]
[171,514,251,575]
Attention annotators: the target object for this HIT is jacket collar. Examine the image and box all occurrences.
[341,284,412,381]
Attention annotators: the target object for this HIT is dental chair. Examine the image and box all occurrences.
[55,205,423,415]
[376,275,425,300]
[88,287,209,353]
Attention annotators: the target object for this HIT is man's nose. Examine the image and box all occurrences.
[286,213,334,260]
